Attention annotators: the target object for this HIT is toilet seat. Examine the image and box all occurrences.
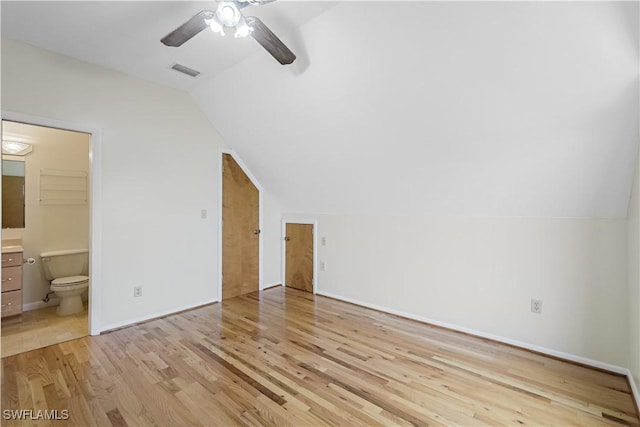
[51,275,89,292]
[51,275,89,287]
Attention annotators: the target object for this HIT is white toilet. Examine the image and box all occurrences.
[40,249,89,316]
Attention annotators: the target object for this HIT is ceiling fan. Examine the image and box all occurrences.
[161,0,296,65]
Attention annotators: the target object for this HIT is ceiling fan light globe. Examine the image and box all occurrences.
[235,26,252,38]
[234,17,253,38]
[217,2,241,27]
[220,6,235,22]
[205,16,225,36]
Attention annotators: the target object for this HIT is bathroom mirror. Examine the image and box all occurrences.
[2,158,26,229]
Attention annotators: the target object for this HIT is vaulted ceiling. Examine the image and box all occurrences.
[3,1,639,218]
[1,1,336,90]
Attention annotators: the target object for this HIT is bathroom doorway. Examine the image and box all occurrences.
[1,120,91,357]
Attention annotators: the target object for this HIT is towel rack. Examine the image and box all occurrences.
[39,168,88,205]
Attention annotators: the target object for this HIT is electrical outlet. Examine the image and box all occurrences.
[321,237,327,246]
[320,261,326,271]
[134,286,142,298]
[201,209,207,219]
[531,298,542,314]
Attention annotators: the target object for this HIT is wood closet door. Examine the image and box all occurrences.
[285,223,314,292]
[222,153,259,300]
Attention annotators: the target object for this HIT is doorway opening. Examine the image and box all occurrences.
[1,120,91,357]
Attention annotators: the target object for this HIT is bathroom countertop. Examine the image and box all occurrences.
[2,245,23,254]
[2,238,23,254]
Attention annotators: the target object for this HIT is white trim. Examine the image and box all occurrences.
[262,282,282,290]
[316,290,631,376]
[218,149,264,300]
[633,1,640,413]
[628,370,640,412]
[281,218,318,294]
[100,298,218,332]
[281,220,285,289]
[217,150,223,301]
[1,111,102,336]
[23,298,60,312]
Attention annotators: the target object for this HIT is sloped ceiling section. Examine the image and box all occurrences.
[193,1,639,218]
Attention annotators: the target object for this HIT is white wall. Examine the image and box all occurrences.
[2,39,225,330]
[313,215,629,367]
[629,150,640,386]
[262,189,283,287]
[2,122,90,308]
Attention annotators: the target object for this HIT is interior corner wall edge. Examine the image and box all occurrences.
[628,147,640,388]
[314,214,629,368]
[1,38,223,330]
[262,189,284,287]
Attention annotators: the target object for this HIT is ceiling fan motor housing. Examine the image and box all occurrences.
[217,2,241,27]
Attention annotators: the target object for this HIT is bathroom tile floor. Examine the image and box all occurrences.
[0,306,87,357]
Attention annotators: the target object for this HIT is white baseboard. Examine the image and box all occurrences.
[315,290,632,376]
[99,298,218,333]
[261,282,282,291]
[23,298,59,312]
[317,289,640,409]
[627,371,640,413]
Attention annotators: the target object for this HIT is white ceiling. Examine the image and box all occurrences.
[1,1,336,90]
[2,1,639,218]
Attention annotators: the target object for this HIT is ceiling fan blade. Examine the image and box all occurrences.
[161,10,214,47]
[246,16,296,65]
[235,0,276,9]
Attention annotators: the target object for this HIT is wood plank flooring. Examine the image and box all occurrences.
[1,286,637,426]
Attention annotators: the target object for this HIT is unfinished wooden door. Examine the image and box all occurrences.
[222,153,259,300]
[285,223,314,292]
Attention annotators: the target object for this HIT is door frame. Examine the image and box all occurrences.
[218,148,263,301]
[281,218,318,294]
[1,110,103,336]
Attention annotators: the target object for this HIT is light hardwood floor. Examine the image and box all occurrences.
[1,287,637,426]
[1,306,88,358]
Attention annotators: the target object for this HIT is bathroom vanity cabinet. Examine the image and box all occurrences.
[1,250,23,318]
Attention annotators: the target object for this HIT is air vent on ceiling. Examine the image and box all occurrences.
[171,63,200,78]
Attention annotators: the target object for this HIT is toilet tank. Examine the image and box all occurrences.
[40,249,89,281]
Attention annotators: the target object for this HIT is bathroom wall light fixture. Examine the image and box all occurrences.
[2,140,33,156]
